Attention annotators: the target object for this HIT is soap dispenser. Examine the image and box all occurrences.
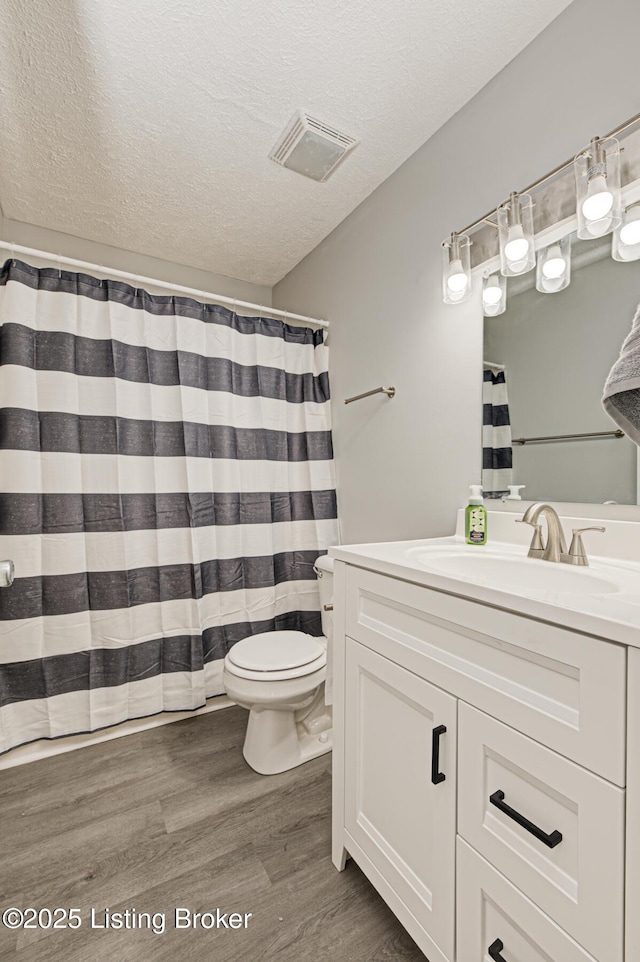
[465,485,487,545]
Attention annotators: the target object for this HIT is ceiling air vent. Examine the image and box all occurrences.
[269,111,358,182]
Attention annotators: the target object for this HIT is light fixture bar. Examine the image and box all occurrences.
[453,108,640,239]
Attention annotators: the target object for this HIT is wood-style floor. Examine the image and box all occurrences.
[0,706,425,961]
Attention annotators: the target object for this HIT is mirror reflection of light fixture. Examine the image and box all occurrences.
[482,273,507,316]
[574,136,622,239]
[612,203,640,262]
[536,235,571,293]
[497,192,535,276]
[441,232,471,304]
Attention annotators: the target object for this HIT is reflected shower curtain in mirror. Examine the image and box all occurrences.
[0,259,338,754]
[482,367,513,498]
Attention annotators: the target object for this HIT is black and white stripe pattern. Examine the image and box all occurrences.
[482,368,513,498]
[0,259,338,754]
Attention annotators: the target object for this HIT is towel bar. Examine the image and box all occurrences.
[344,386,396,405]
[512,429,624,445]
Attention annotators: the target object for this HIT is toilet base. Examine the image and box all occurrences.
[243,702,332,775]
[223,663,333,775]
[243,711,332,775]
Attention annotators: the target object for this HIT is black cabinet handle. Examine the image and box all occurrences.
[431,724,446,784]
[488,938,507,961]
[490,790,563,848]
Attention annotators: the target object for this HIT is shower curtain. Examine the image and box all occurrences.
[0,259,338,754]
[482,367,513,498]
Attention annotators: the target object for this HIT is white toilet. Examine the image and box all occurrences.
[222,555,334,775]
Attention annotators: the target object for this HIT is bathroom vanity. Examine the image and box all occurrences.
[330,509,640,962]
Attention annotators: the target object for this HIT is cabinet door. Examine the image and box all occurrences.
[344,638,456,962]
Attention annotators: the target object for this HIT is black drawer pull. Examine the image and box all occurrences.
[431,725,446,784]
[490,789,563,848]
[488,938,507,961]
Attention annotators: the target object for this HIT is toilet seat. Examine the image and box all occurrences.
[225,630,326,681]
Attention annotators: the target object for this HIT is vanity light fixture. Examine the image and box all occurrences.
[441,110,640,309]
[612,203,640,262]
[536,235,571,293]
[482,273,507,316]
[441,232,472,304]
[574,136,622,239]
[497,192,535,276]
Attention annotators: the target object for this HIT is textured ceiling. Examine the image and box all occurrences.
[0,0,573,286]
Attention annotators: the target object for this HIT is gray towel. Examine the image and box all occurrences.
[603,302,640,445]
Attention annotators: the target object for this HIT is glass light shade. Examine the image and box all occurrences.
[612,205,640,262]
[574,136,622,240]
[482,273,507,316]
[497,193,535,276]
[536,235,571,293]
[442,233,472,304]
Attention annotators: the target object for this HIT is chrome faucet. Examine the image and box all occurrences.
[517,503,605,565]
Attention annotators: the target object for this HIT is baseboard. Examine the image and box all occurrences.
[0,696,236,771]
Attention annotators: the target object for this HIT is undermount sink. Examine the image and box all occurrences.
[405,546,620,595]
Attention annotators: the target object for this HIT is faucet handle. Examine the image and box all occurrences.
[565,527,605,567]
[515,519,544,557]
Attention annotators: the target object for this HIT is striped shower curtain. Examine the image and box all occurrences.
[482,367,513,498]
[0,259,338,755]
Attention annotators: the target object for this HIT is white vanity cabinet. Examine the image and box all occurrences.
[331,557,631,962]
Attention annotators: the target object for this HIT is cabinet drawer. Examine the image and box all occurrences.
[344,565,626,784]
[458,703,624,962]
[457,838,598,962]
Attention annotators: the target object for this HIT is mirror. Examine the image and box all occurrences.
[483,231,640,505]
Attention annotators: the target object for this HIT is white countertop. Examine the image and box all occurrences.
[329,510,640,647]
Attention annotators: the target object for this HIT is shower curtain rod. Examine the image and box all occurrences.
[0,241,328,330]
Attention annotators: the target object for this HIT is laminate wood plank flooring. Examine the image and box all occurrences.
[0,706,426,961]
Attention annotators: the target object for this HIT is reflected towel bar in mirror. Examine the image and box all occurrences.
[513,429,625,445]
[344,386,396,405]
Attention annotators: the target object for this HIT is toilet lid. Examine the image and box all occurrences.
[228,630,325,673]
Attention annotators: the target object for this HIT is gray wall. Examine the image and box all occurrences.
[0,217,272,305]
[273,0,640,545]
[485,254,639,505]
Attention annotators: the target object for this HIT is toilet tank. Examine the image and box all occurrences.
[313,554,334,640]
